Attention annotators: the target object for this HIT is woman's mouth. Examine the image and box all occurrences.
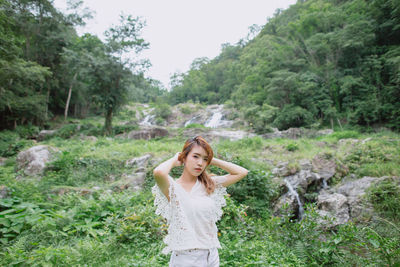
[195,168,202,172]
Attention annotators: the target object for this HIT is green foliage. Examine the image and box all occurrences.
[273,105,314,130]
[345,142,399,177]
[0,197,47,244]
[184,123,206,129]
[55,124,79,139]
[286,143,299,152]
[179,105,193,115]
[153,102,172,121]
[0,130,34,157]
[167,0,400,131]
[327,130,361,140]
[367,178,400,220]
[224,159,279,217]
[243,104,277,134]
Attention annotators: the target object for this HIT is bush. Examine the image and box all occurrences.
[55,124,79,139]
[367,178,400,220]
[243,104,277,134]
[0,130,34,157]
[15,125,39,139]
[216,158,279,217]
[273,104,314,130]
[329,130,361,140]
[286,143,299,152]
[153,103,172,121]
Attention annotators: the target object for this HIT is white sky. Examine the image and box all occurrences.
[53,0,296,89]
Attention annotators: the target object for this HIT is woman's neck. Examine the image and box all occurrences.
[179,169,197,183]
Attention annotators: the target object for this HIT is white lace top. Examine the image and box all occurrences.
[151,175,228,254]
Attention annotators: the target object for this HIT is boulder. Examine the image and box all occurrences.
[0,185,10,199]
[80,135,98,142]
[37,130,57,141]
[51,186,93,196]
[0,157,6,166]
[111,172,146,192]
[126,127,168,140]
[336,176,383,219]
[316,190,350,227]
[312,154,336,181]
[125,154,152,168]
[16,145,59,177]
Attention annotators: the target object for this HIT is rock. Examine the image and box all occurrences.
[16,145,60,177]
[125,154,152,168]
[111,172,146,192]
[312,154,336,180]
[316,190,350,227]
[336,176,383,219]
[299,159,312,171]
[361,137,372,144]
[338,138,359,146]
[273,192,300,218]
[208,129,257,141]
[37,130,57,141]
[281,128,305,139]
[272,161,299,177]
[80,134,98,142]
[51,186,93,196]
[126,127,169,140]
[0,157,6,166]
[316,129,334,136]
[0,185,10,199]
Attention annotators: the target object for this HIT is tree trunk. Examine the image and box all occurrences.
[104,107,113,136]
[45,86,50,120]
[337,118,343,131]
[64,73,77,120]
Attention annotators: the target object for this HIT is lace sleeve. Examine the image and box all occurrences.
[210,175,228,222]
[151,177,174,222]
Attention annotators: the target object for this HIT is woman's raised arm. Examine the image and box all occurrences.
[153,153,181,201]
[210,158,248,187]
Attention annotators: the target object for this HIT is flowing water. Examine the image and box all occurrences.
[284,179,305,220]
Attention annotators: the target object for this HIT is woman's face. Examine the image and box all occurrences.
[183,144,209,176]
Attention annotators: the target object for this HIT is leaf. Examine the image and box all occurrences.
[0,217,11,227]
[10,224,23,233]
[369,239,380,248]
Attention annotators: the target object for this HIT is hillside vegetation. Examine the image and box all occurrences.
[169,0,400,132]
[0,107,399,265]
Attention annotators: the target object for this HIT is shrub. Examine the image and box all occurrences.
[273,104,314,130]
[55,124,79,139]
[367,178,400,220]
[286,143,299,152]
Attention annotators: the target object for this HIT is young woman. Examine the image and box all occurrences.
[152,136,248,267]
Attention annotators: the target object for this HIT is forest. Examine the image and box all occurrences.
[0,0,399,266]
[1,0,399,134]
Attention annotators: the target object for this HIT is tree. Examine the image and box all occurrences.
[91,14,149,135]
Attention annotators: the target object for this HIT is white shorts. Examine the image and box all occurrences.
[169,247,219,267]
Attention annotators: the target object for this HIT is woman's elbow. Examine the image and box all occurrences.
[240,168,249,178]
[153,168,163,179]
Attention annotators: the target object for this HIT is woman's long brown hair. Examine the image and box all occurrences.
[178,136,216,194]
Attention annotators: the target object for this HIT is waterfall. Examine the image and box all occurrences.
[139,109,155,126]
[204,111,223,128]
[284,179,305,220]
[184,116,200,127]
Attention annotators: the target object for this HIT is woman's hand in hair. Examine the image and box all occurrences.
[210,157,248,187]
[173,152,183,167]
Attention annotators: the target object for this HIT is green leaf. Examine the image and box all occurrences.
[0,217,11,227]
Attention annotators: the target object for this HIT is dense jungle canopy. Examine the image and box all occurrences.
[1,0,399,133]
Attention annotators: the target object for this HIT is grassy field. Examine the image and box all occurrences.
[0,120,399,266]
